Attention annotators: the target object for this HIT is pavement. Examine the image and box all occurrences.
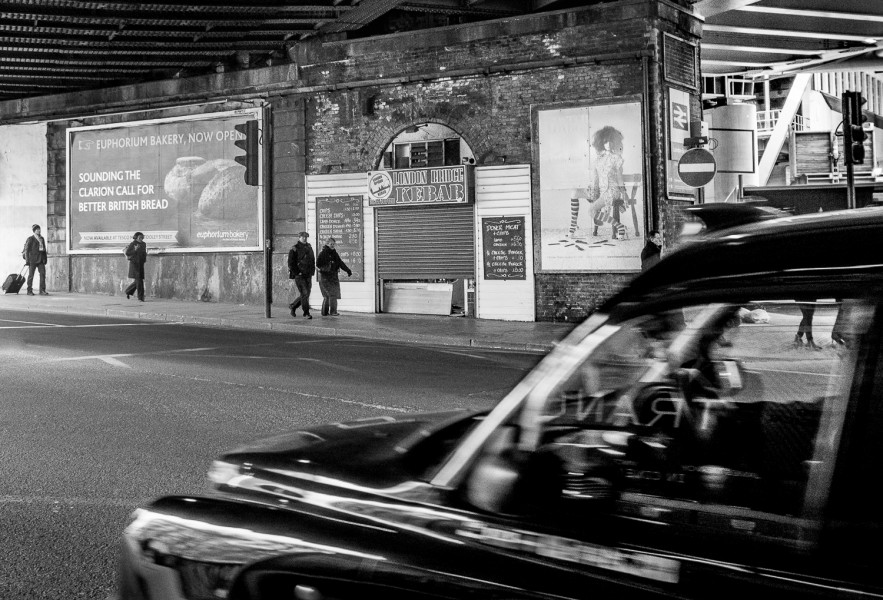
[0,291,577,353]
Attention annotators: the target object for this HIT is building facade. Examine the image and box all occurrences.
[0,0,701,321]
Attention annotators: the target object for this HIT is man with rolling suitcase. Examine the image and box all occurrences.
[22,224,48,296]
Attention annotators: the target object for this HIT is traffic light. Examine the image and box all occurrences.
[843,91,868,165]
[233,120,259,185]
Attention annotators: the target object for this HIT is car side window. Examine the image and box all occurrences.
[522,298,870,538]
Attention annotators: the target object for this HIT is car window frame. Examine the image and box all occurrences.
[429,312,612,488]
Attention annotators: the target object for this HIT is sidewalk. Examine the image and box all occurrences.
[0,292,576,353]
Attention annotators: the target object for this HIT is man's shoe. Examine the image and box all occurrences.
[26,291,34,296]
[39,291,49,295]
[304,314,312,320]
[329,312,340,316]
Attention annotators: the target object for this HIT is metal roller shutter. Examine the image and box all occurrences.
[376,205,475,279]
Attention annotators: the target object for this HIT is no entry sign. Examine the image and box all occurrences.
[678,148,716,188]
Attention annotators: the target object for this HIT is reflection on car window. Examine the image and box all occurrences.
[538,299,870,525]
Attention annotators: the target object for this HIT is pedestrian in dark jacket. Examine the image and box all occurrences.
[125,231,148,301]
[287,231,315,319]
[640,230,662,271]
[316,237,352,316]
[22,224,49,296]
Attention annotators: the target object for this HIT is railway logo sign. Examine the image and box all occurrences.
[677,148,716,188]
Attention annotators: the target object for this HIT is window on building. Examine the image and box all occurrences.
[380,123,474,170]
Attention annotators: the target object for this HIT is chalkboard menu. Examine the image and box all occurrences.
[316,195,364,282]
[482,216,526,280]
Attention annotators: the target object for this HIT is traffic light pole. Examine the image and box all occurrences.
[262,105,273,319]
[843,93,856,209]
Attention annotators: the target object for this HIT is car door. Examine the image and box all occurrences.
[446,287,879,599]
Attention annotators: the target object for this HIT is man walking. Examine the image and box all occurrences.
[287,231,315,319]
[22,224,48,296]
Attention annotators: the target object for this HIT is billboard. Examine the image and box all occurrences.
[67,109,262,253]
[536,99,645,272]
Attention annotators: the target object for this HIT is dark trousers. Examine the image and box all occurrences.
[134,277,144,301]
[290,275,312,315]
[797,304,815,339]
[26,262,45,293]
[321,296,338,316]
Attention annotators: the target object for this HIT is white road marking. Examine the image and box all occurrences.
[435,348,499,360]
[99,356,131,368]
[53,353,134,362]
[158,370,413,413]
[0,318,62,327]
[0,322,181,330]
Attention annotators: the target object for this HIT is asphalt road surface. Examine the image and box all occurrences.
[0,309,542,600]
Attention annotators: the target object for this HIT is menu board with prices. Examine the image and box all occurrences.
[315,195,365,282]
[482,216,526,280]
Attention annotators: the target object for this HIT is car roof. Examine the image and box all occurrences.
[682,201,785,233]
[607,206,883,309]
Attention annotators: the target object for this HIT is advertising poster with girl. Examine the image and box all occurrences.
[537,100,645,271]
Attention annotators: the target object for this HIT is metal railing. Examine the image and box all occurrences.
[757,110,811,134]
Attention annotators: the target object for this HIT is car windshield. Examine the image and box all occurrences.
[523,298,872,519]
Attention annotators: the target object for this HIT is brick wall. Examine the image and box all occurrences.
[537,272,636,322]
[6,0,700,316]
[286,1,699,320]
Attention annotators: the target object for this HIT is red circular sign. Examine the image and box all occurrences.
[678,148,717,188]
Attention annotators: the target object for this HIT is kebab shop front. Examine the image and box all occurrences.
[305,163,535,321]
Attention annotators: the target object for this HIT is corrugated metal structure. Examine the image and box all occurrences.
[376,205,475,280]
[2,2,881,106]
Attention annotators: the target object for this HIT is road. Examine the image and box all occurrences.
[0,310,542,600]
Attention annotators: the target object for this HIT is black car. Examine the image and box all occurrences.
[118,206,883,600]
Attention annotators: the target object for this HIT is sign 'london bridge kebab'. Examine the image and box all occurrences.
[367,165,472,207]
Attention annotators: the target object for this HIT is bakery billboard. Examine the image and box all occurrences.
[67,109,262,253]
[367,166,472,207]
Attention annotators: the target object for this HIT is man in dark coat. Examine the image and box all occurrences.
[287,231,315,319]
[125,232,148,301]
[316,237,352,316]
[640,230,662,271]
[22,224,49,296]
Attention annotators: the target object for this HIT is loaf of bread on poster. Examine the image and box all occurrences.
[164,156,252,220]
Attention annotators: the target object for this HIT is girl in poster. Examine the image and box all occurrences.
[569,126,627,239]
[538,101,644,272]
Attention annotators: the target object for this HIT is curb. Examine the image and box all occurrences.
[1,301,554,353]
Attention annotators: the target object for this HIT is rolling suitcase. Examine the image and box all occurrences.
[2,266,27,294]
